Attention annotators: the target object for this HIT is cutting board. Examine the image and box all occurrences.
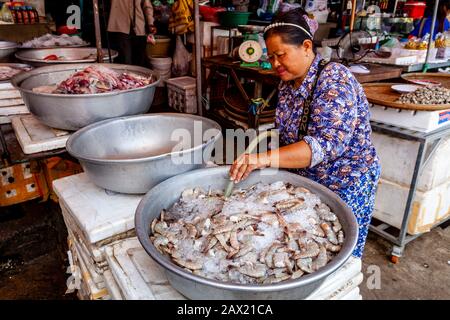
[11,114,70,154]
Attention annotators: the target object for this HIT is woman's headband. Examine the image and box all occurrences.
[263,22,313,39]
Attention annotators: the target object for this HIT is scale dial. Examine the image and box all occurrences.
[238,40,263,63]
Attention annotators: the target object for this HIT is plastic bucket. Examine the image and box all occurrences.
[403,2,426,19]
[146,36,171,58]
[150,56,172,86]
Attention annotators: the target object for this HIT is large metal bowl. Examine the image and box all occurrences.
[0,41,18,60]
[0,63,32,83]
[11,63,159,130]
[15,47,118,67]
[66,113,222,194]
[135,166,358,300]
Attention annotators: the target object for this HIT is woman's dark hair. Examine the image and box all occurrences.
[263,7,313,47]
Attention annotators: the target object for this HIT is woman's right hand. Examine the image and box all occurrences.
[229,152,271,183]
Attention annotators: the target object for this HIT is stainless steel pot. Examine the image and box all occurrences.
[135,166,358,300]
[11,63,159,130]
[66,114,222,194]
[15,47,118,67]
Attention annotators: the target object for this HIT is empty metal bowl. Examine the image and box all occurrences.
[135,166,358,300]
[11,63,159,130]
[66,113,222,194]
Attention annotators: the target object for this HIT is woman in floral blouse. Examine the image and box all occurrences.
[229,8,381,258]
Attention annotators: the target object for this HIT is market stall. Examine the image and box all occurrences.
[363,73,450,263]
[312,0,450,74]
[2,0,450,302]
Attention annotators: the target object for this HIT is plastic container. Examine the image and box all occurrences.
[25,6,35,23]
[21,6,29,23]
[149,56,172,87]
[0,5,14,22]
[16,6,24,23]
[199,5,226,23]
[312,10,329,24]
[369,103,450,133]
[165,76,197,114]
[373,177,450,235]
[218,11,251,27]
[31,7,39,23]
[10,6,19,23]
[403,1,426,19]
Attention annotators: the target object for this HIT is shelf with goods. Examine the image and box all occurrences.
[0,1,54,43]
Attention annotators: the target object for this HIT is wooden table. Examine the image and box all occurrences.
[353,63,403,83]
[202,55,279,129]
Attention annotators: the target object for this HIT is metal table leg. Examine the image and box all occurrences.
[369,121,450,262]
[391,140,427,260]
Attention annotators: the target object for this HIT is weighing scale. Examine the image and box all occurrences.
[237,25,265,67]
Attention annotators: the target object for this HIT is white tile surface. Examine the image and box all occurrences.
[53,173,143,244]
[11,114,70,154]
[68,236,110,300]
[0,105,28,116]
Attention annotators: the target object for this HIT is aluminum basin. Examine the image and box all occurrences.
[0,63,32,83]
[11,63,159,130]
[135,166,358,300]
[15,47,118,67]
[66,114,222,194]
[0,41,18,60]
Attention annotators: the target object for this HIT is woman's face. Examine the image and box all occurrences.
[266,34,312,83]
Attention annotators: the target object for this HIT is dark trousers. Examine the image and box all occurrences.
[109,32,149,67]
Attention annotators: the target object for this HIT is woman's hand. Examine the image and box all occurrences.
[229,152,271,183]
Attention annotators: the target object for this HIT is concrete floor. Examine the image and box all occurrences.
[360,223,450,300]
[1,198,449,300]
[0,200,76,300]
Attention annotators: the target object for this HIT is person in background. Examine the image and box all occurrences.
[107,0,156,67]
[229,8,381,259]
[409,0,450,39]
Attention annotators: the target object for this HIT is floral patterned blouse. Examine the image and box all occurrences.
[275,54,380,195]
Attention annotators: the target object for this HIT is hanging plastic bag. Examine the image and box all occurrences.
[172,35,192,77]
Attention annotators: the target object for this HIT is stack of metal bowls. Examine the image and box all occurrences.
[11,63,159,130]
[135,166,358,300]
[66,113,222,194]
